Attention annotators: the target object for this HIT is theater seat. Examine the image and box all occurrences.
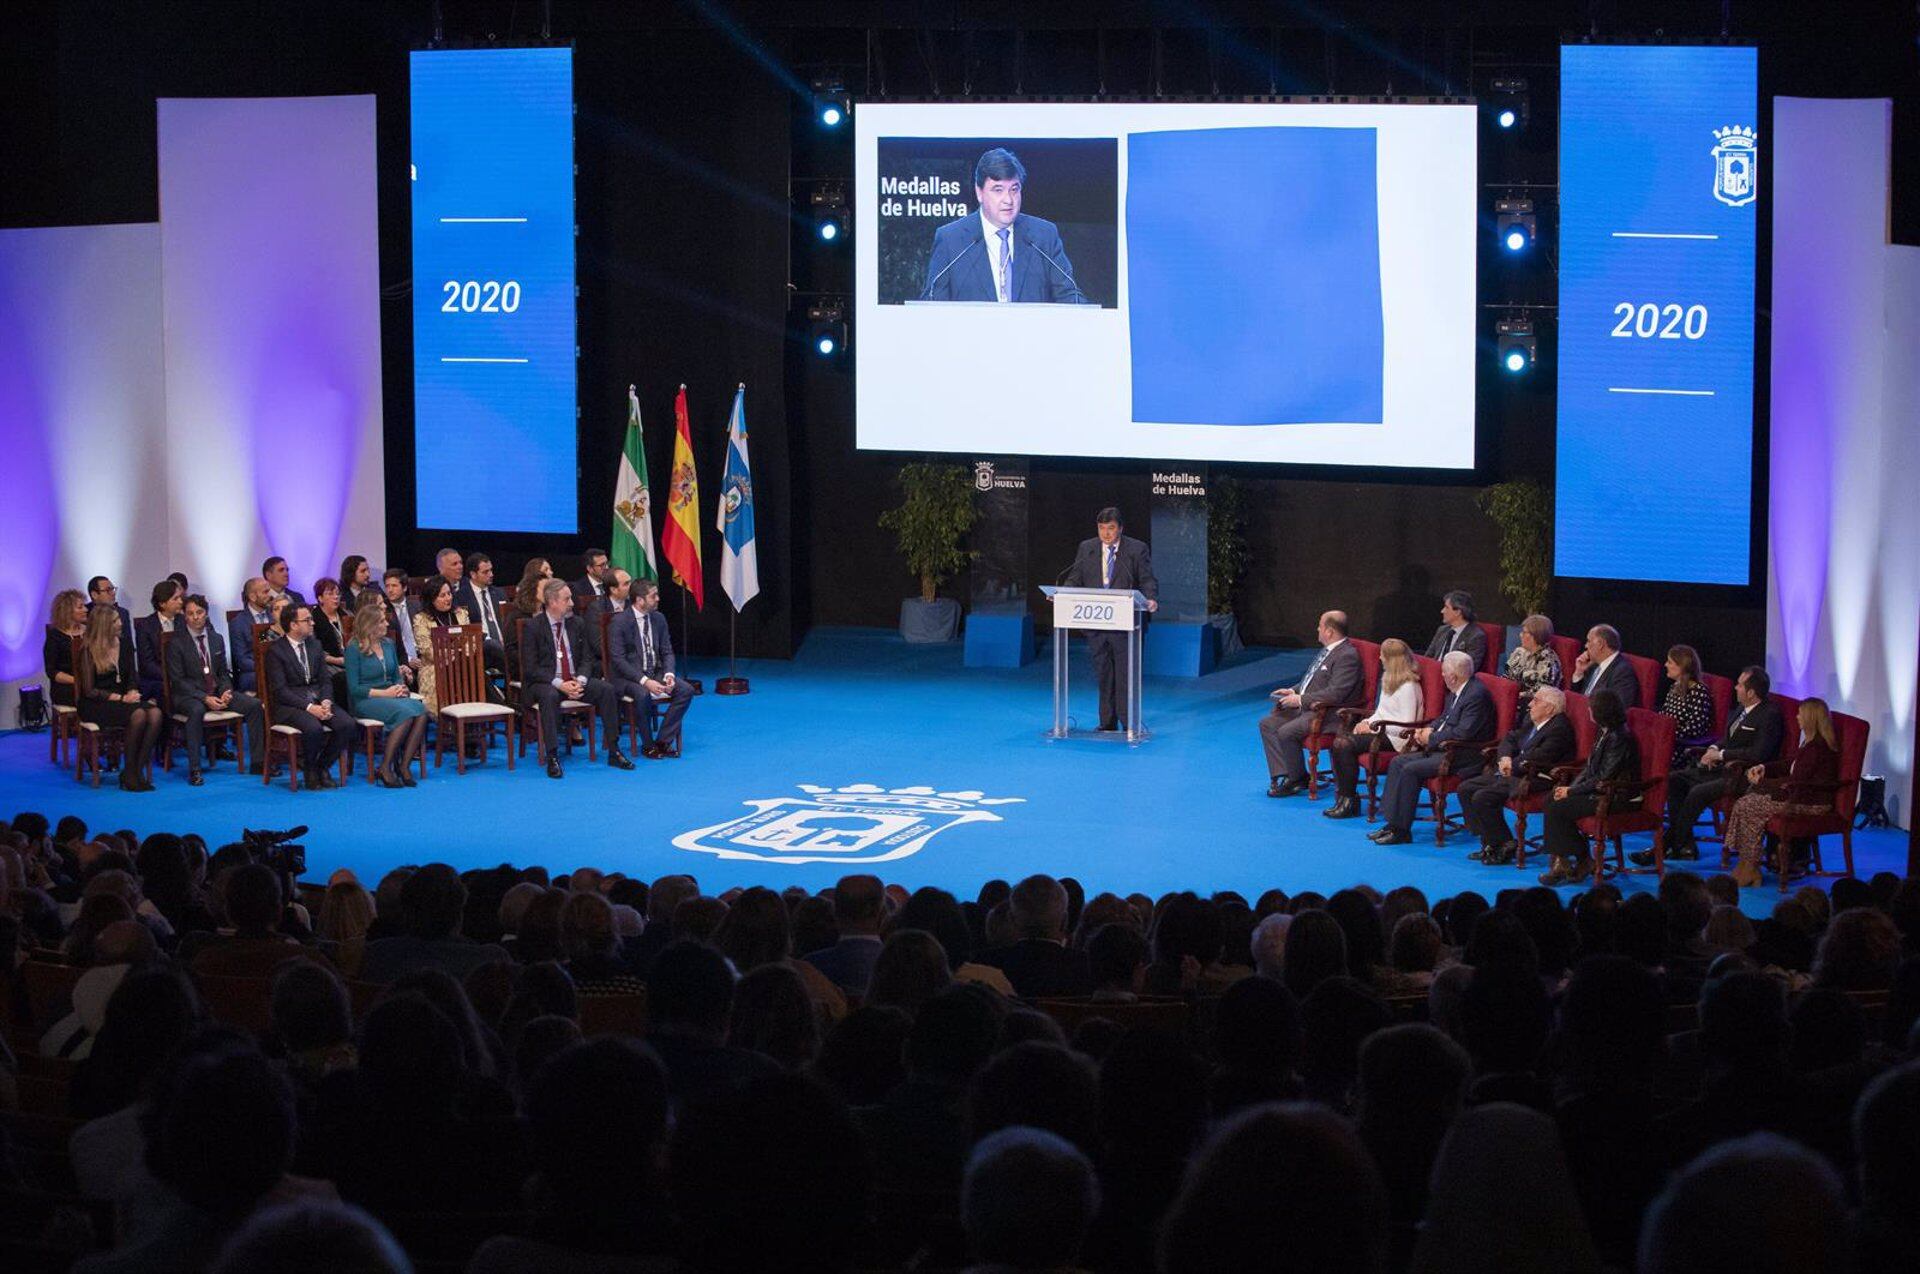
[1422,673,1518,843]
[1511,693,1596,870]
[1763,710,1870,891]
[1473,621,1505,674]
[1355,655,1449,822]
[1575,708,1676,878]
[1305,637,1379,798]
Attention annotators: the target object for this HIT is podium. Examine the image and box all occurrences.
[1039,586,1151,745]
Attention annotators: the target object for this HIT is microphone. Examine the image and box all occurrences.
[919,236,984,301]
[1022,237,1089,304]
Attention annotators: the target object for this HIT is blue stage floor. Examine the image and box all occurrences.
[0,629,1904,917]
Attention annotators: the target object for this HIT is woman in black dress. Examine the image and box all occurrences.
[78,604,163,790]
[44,588,88,709]
[312,576,351,703]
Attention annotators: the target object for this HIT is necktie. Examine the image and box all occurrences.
[1300,647,1327,690]
[294,640,310,683]
[1445,628,1458,653]
[996,228,1011,301]
[555,622,574,682]
[1103,544,1116,587]
[398,608,416,659]
[479,588,499,641]
[640,614,655,674]
[197,633,214,691]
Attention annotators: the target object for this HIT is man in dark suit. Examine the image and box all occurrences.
[264,604,357,789]
[85,575,134,634]
[1570,623,1639,709]
[571,548,612,615]
[165,594,266,783]
[229,577,276,693]
[608,578,694,759]
[803,874,888,995]
[261,556,307,610]
[133,579,186,703]
[381,568,423,667]
[433,546,464,592]
[1062,507,1158,733]
[1458,685,1577,864]
[1423,589,1488,668]
[921,148,1088,304]
[454,552,509,674]
[971,875,1093,998]
[1371,652,1496,845]
[1634,664,1785,867]
[521,579,633,779]
[1259,610,1366,797]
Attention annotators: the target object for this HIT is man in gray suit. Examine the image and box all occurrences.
[608,578,694,758]
[1569,623,1639,708]
[1062,508,1158,733]
[1260,610,1366,797]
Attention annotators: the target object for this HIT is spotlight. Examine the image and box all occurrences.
[811,186,848,245]
[1496,315,1536,375]
[1495,197,1536,255]
[808,300,847,359]
[1490,76,1529,132]
[812,77,848,129]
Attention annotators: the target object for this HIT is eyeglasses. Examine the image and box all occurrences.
[93,583,116,594]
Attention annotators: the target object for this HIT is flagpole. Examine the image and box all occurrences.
[678,583,702,694]
[716,610,748,695]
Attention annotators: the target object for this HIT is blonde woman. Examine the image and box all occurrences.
[78,605,163,789]
[318,875,377,976]
[1325,637,1425,818]
[1503,614,1562,707]
[410,576,470,714]
[1725,698,1840,888]
[346,598,426,787]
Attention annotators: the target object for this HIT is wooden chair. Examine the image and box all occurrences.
[259,628,347,792]
[19,961,84,1037]
[73,640,143,788]
[44,625,80,767]
[157,629,246,774]
[508,616,595,763]
[1029,996,1192,1036]
[1303,637,1380,799]
[431,626,516,774]
[597,610,685,758]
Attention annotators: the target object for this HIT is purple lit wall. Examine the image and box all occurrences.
[1767,97,1918,827]
[157,96,386,607]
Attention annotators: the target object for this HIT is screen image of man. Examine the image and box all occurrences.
[1061,508,1157,732]
[921,148,1087,304]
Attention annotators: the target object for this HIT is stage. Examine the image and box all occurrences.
[1,629,1903,918]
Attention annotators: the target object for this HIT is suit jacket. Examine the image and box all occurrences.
[228,608,275,690]
[1292,640,1366,712]
[453,582,508,644]
[803,936,885,995]
[570,575,608,615]
[1425,622,1489,667]
[386,599,422,661]
[922,212,1086,303]
[1568,728,1640,797]
[264,634,333,712]
[1717,700,1784,767]
[1497,713,1576,773]
[610,608,676,684]
[974,939,1095,998]
[1064,535,1158,604]
[165,625,235,706]
[1574,654,1641,710]
[1428,677,1496,749]
[522,612,603,685]
[133,614,174,699]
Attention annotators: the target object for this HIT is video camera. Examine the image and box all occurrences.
[242,824,309,886]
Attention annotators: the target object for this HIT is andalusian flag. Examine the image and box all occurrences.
[716,384,759,610]
[660,384,705,609]
[610,386,658,583]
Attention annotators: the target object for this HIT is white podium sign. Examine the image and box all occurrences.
[1051,592,1132,632]
[1039,586,1151,744]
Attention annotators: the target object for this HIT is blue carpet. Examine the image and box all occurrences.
[1,628,1903,918]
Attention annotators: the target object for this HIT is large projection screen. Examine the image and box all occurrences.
[854,101,1477,468]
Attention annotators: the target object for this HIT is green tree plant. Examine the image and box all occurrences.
[878,463,979,603]
[1476,479,1553,618]
[1208,475,1249,615]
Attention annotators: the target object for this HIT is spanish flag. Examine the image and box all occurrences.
[660,384,705,609]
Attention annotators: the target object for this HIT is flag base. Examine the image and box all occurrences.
[714,676,750,695]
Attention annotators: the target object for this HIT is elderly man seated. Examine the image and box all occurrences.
[1457,685,1577,866]
[1366,651,1494,847]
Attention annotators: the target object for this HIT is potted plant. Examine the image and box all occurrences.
[1476,479,1552,646]
[878,462,978,642]
[1207,474,1249,656]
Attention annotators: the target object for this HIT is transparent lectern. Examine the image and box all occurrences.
[1038,586,1151,745]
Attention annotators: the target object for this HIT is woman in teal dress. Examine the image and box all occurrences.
[345,597,426,787]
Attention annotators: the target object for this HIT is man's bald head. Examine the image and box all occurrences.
[94,920,158,967]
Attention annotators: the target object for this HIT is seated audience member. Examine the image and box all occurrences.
[357,864,509,982]
[1853,1062,1920,1271]
[1459,965,1552,1110]
[857,985,1000,1195]
[1812,907,1903,992]
[865,928,952,1018]
[961,1128,1102,1274]
[133,578,185,703]
[309,576,349,680]
[510,557,554,624]
[191,865,330,979]
[1457,685,1576,865]
[343,600,426,788]
[337,554,374,613]
[410,575,467,715]
[1301,977,1393,1112]
[519,579,631,779]
[455,551,510,672]
[1638,1133,1849,1274]
[1085,1028,1208,1267]
[1144,892,1246,996]
[260,555,306,608]
[804,873,889,994]
[571,546,613,611]
[727,963,821,1070]
[607,577,695,758]
[468,1038,674,1274]
[1354,1024,1472,1253]
[560,891,645,995]
[815,1004,913,1106]
[1659,644,1714,761]
[1502,613,1563,708]
[888,885,1015,996]
[432,545,464,591]
[264,604,359,789]
[594,567,632,618]
[270,960,356,1090]
[1158,1103,1388,1274]
[713,885,848,1018]
[1369,652,1494,845]
[646,939,777,1106]
[1250,912,1292,982]
[1209,975,1305,1117]
[1085,922,1148,1002]
[1384,913,1448,992]
[1424,590,1487,666]
[1259,610,1366,798]
[40,920,158,1061]
[1411,1103,1600,1274]
[209,1199,409,1274]
[1535,690,1638,886]
[86,574,133,629]
[44,586,89,705]
[1282,909,1349,1000]
[1568,623,1639,708]
[77,603,163,791]
[974,874,1094,998]
[1722,697,1840,888]
[228,577,276,693]
[379,568,422,667]
[970,1041,1100,1153]
[1325,636,1423,819]
[167,593,268,781]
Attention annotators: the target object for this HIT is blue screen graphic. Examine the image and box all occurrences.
[1557,45,1757,585]
[411,47,577,534]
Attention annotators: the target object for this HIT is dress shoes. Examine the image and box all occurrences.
[546,757,564,780]
[1269,778,1308,799]
[398,768,418,788]
[607,750,635,771]
[1322,796,1361,819]
[641,742,668,759]
[187,769,205,788]
[1374,828,1413,845]
[1481,841,1519,867]
[1537,860,1571,887]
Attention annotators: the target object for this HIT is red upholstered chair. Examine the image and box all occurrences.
[1762,711,1870,891]
[1473,622,1505,674]
[1699,672,1736,742]
[1708,693,1802,850]
[1422,673,1518,843]
[1511,692,1597,870]
[1355,655,1449,822]
[1623,653,1663,713]
[1576,708,1676,878]
[1305,638,1380,798]
[1549,634,1583,683]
